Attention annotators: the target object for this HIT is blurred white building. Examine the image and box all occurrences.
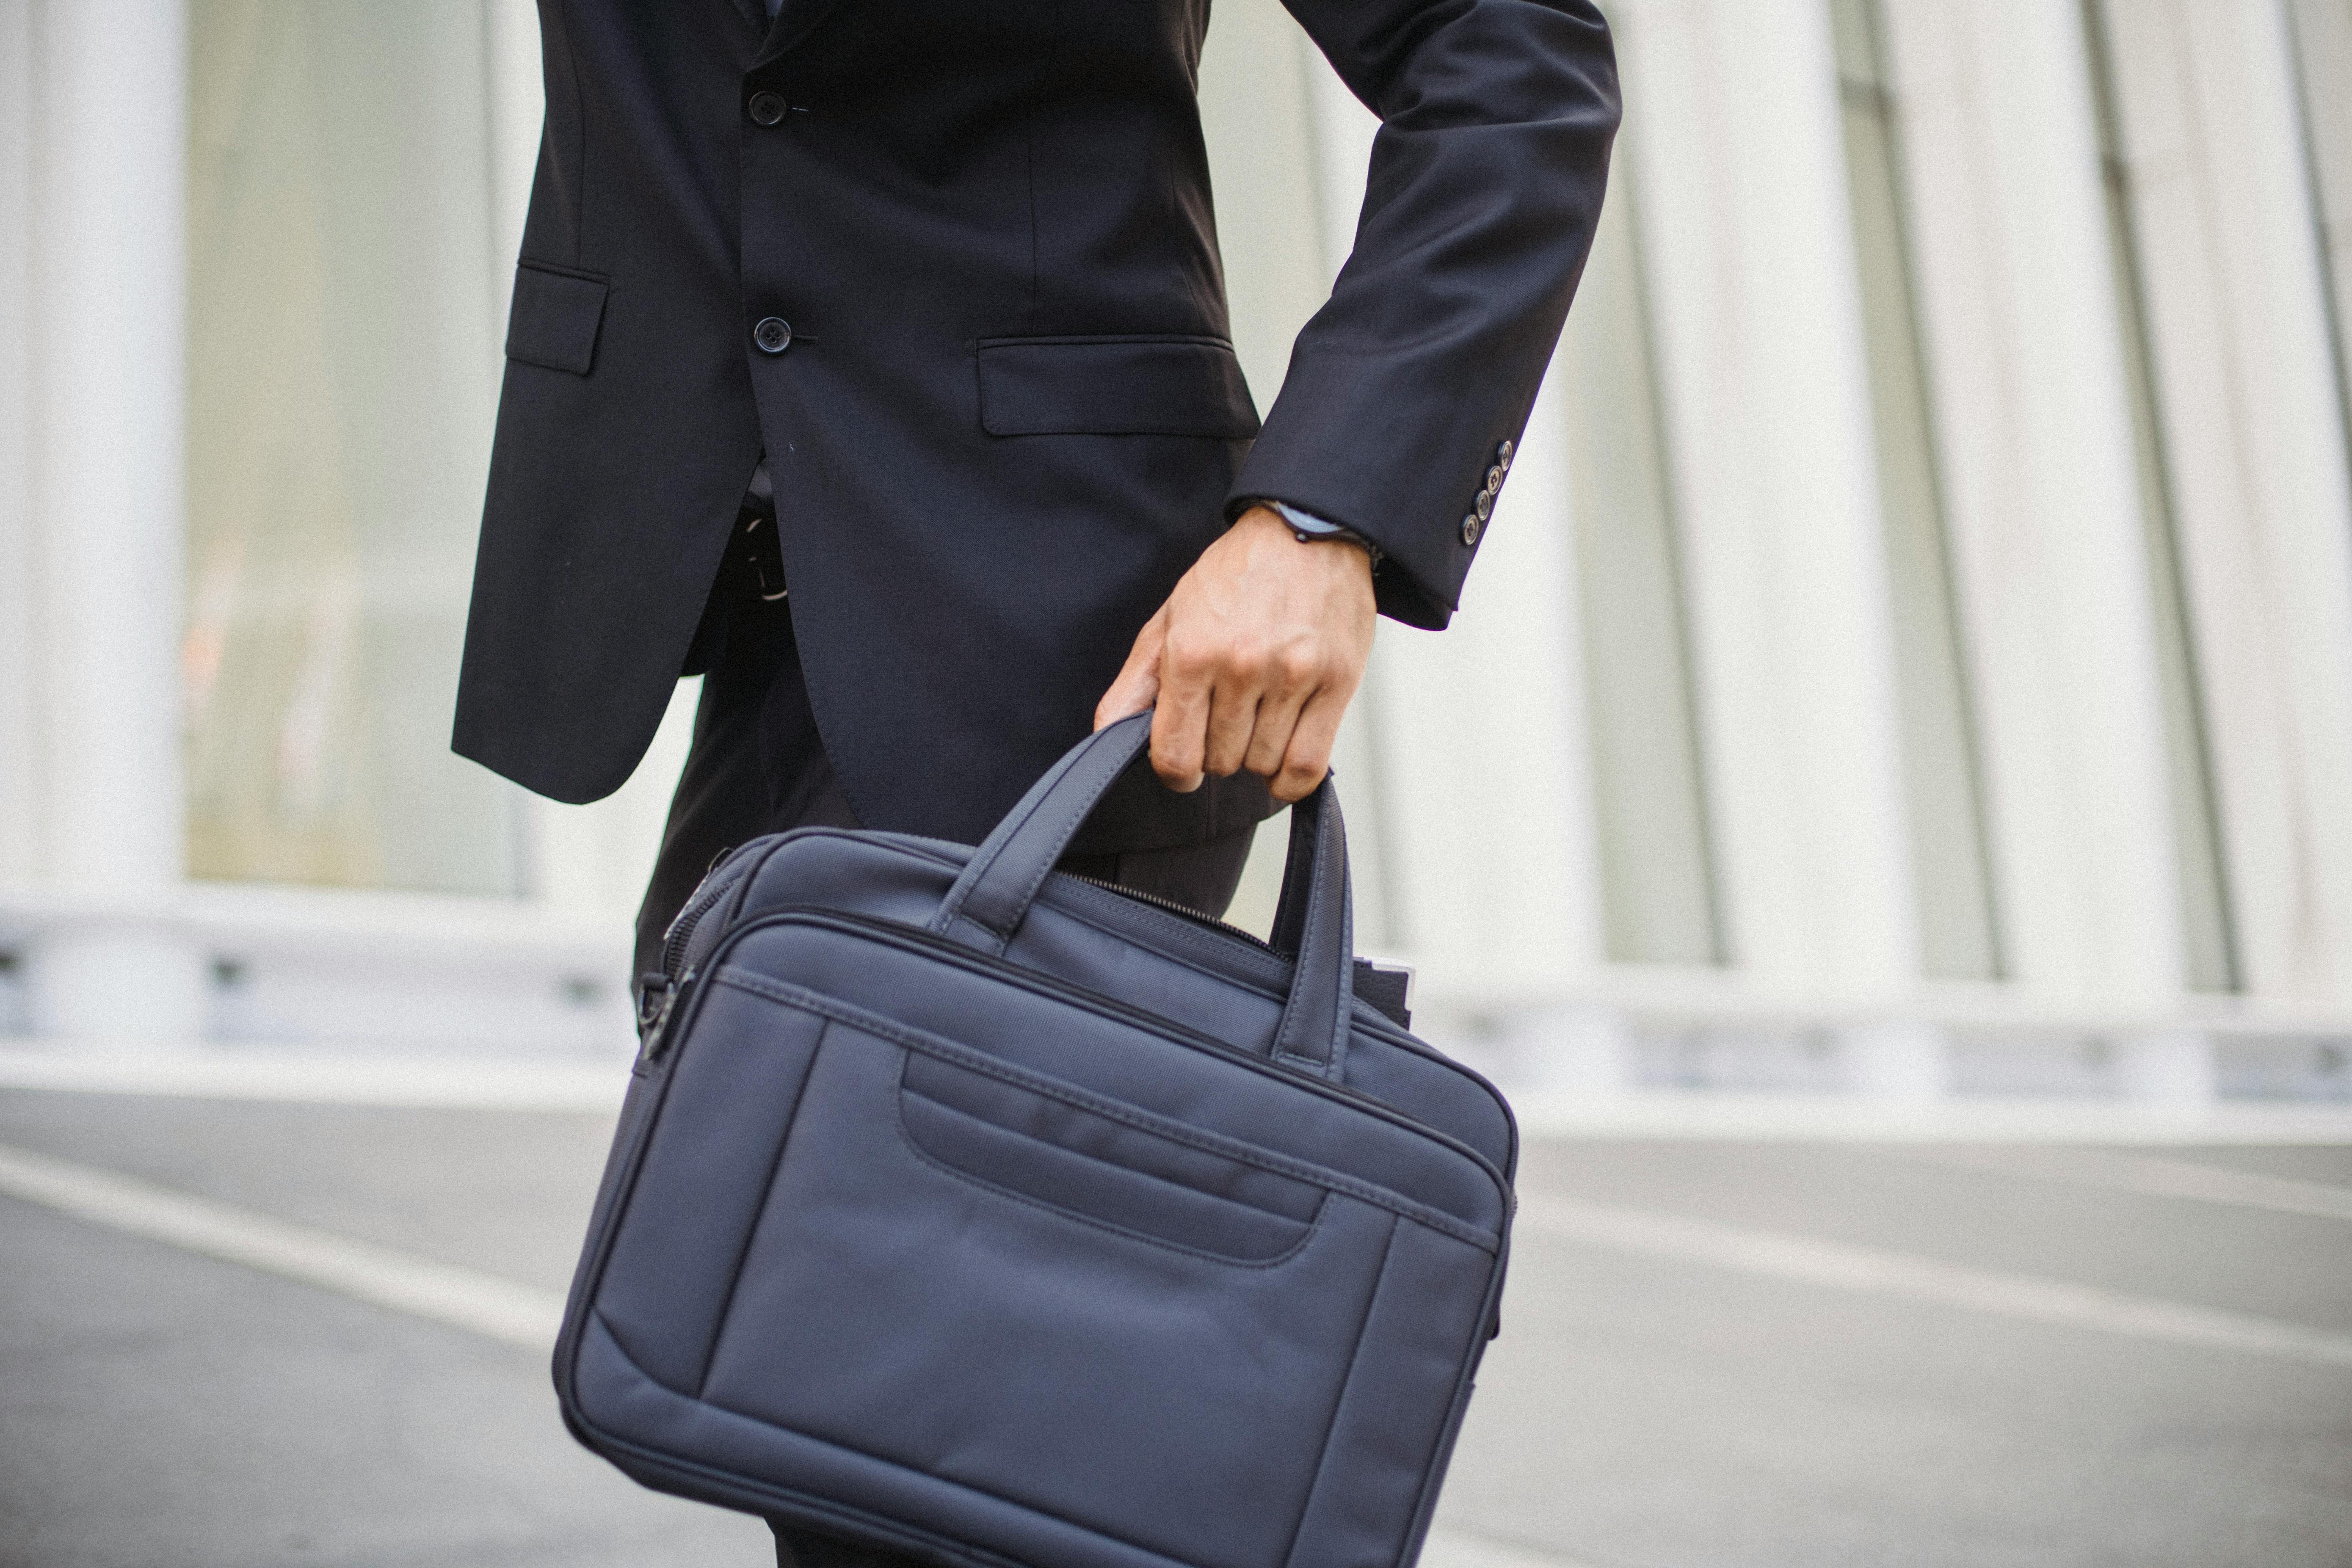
[2,0,2350,1105]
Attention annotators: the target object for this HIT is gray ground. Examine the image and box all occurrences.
[0,1088,2346,1568]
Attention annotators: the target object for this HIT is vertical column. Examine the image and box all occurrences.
[1831,0,2006,987]
[2101,0,2352,1008]
[1874,0,2187,1009]
[0,0,37,886]
[24,0,207,1044]
[2283,0,2352,451]
[1612,0,1927,1083]
[1560,167,1725,978]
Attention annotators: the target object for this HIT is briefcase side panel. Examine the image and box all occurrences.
[1332,1019,1516,1184]
[1284,1220,1501,1568]
[591,995,826,1394]
[557,1049,667,1343]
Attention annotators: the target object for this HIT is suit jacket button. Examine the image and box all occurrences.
[753,317,793,354]
[1484,464,1506,495]
[1496,439,1514,469]
[1461,512,1483,546]
[1474,489,1494,522]
[748,91,789,126]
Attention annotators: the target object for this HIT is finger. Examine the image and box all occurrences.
[1270,687,1349,803]
[1094,607,1167,729]
[1196,628,1269,778]
[1200,673,1263,779]
[1150,624,1212,792]
[1240,644,1319,780]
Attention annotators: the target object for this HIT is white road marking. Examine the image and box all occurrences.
[1900,1145,2352,1222]
[1421,1526,1604,1568]
[1502,1088,2352,1145]
[1518,1196,2352,1369]
[0,1047,630,1112]
[0,1141,564,1350]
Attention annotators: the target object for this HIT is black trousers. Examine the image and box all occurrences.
[632,582,1257,1568]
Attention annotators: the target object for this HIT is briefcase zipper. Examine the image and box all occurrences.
[1062,872,1273,951]
[658,846,760,981]
[661,878,729,978]
[660,910,702,980]
[671,854,1301,976]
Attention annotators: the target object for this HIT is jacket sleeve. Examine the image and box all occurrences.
[1227,0,1620,629]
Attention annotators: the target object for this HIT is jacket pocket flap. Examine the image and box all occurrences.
[977,335,1259,438]
[506,263,610,376]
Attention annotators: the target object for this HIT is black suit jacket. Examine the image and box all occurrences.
[454,0,1618,848]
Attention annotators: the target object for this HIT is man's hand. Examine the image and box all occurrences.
[1094,505,1376,804]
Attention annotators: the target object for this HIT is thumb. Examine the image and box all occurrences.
[1094,605,1168,729]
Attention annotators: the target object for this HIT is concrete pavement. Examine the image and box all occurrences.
[0,1078,2345,1567]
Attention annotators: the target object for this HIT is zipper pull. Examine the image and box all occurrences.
[635,973,672,1036]
[642,969,692,1064]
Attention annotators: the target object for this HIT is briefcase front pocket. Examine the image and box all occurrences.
[581,967,1474,1568]
[894,1051,1324,1266]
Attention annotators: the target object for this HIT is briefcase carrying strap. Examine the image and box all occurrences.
[557,716,1510,1568]
[930,713,1354,1079]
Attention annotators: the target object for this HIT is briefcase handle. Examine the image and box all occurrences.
[928,712,1356,1080]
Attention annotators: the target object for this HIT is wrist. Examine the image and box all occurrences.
[1242,499,1383,569]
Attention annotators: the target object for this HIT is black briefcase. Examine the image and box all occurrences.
[555,713,1516,1568]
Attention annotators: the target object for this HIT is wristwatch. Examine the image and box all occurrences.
[1249,498,1385,568]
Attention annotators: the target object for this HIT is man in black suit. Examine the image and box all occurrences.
[455,0,1613,1553]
